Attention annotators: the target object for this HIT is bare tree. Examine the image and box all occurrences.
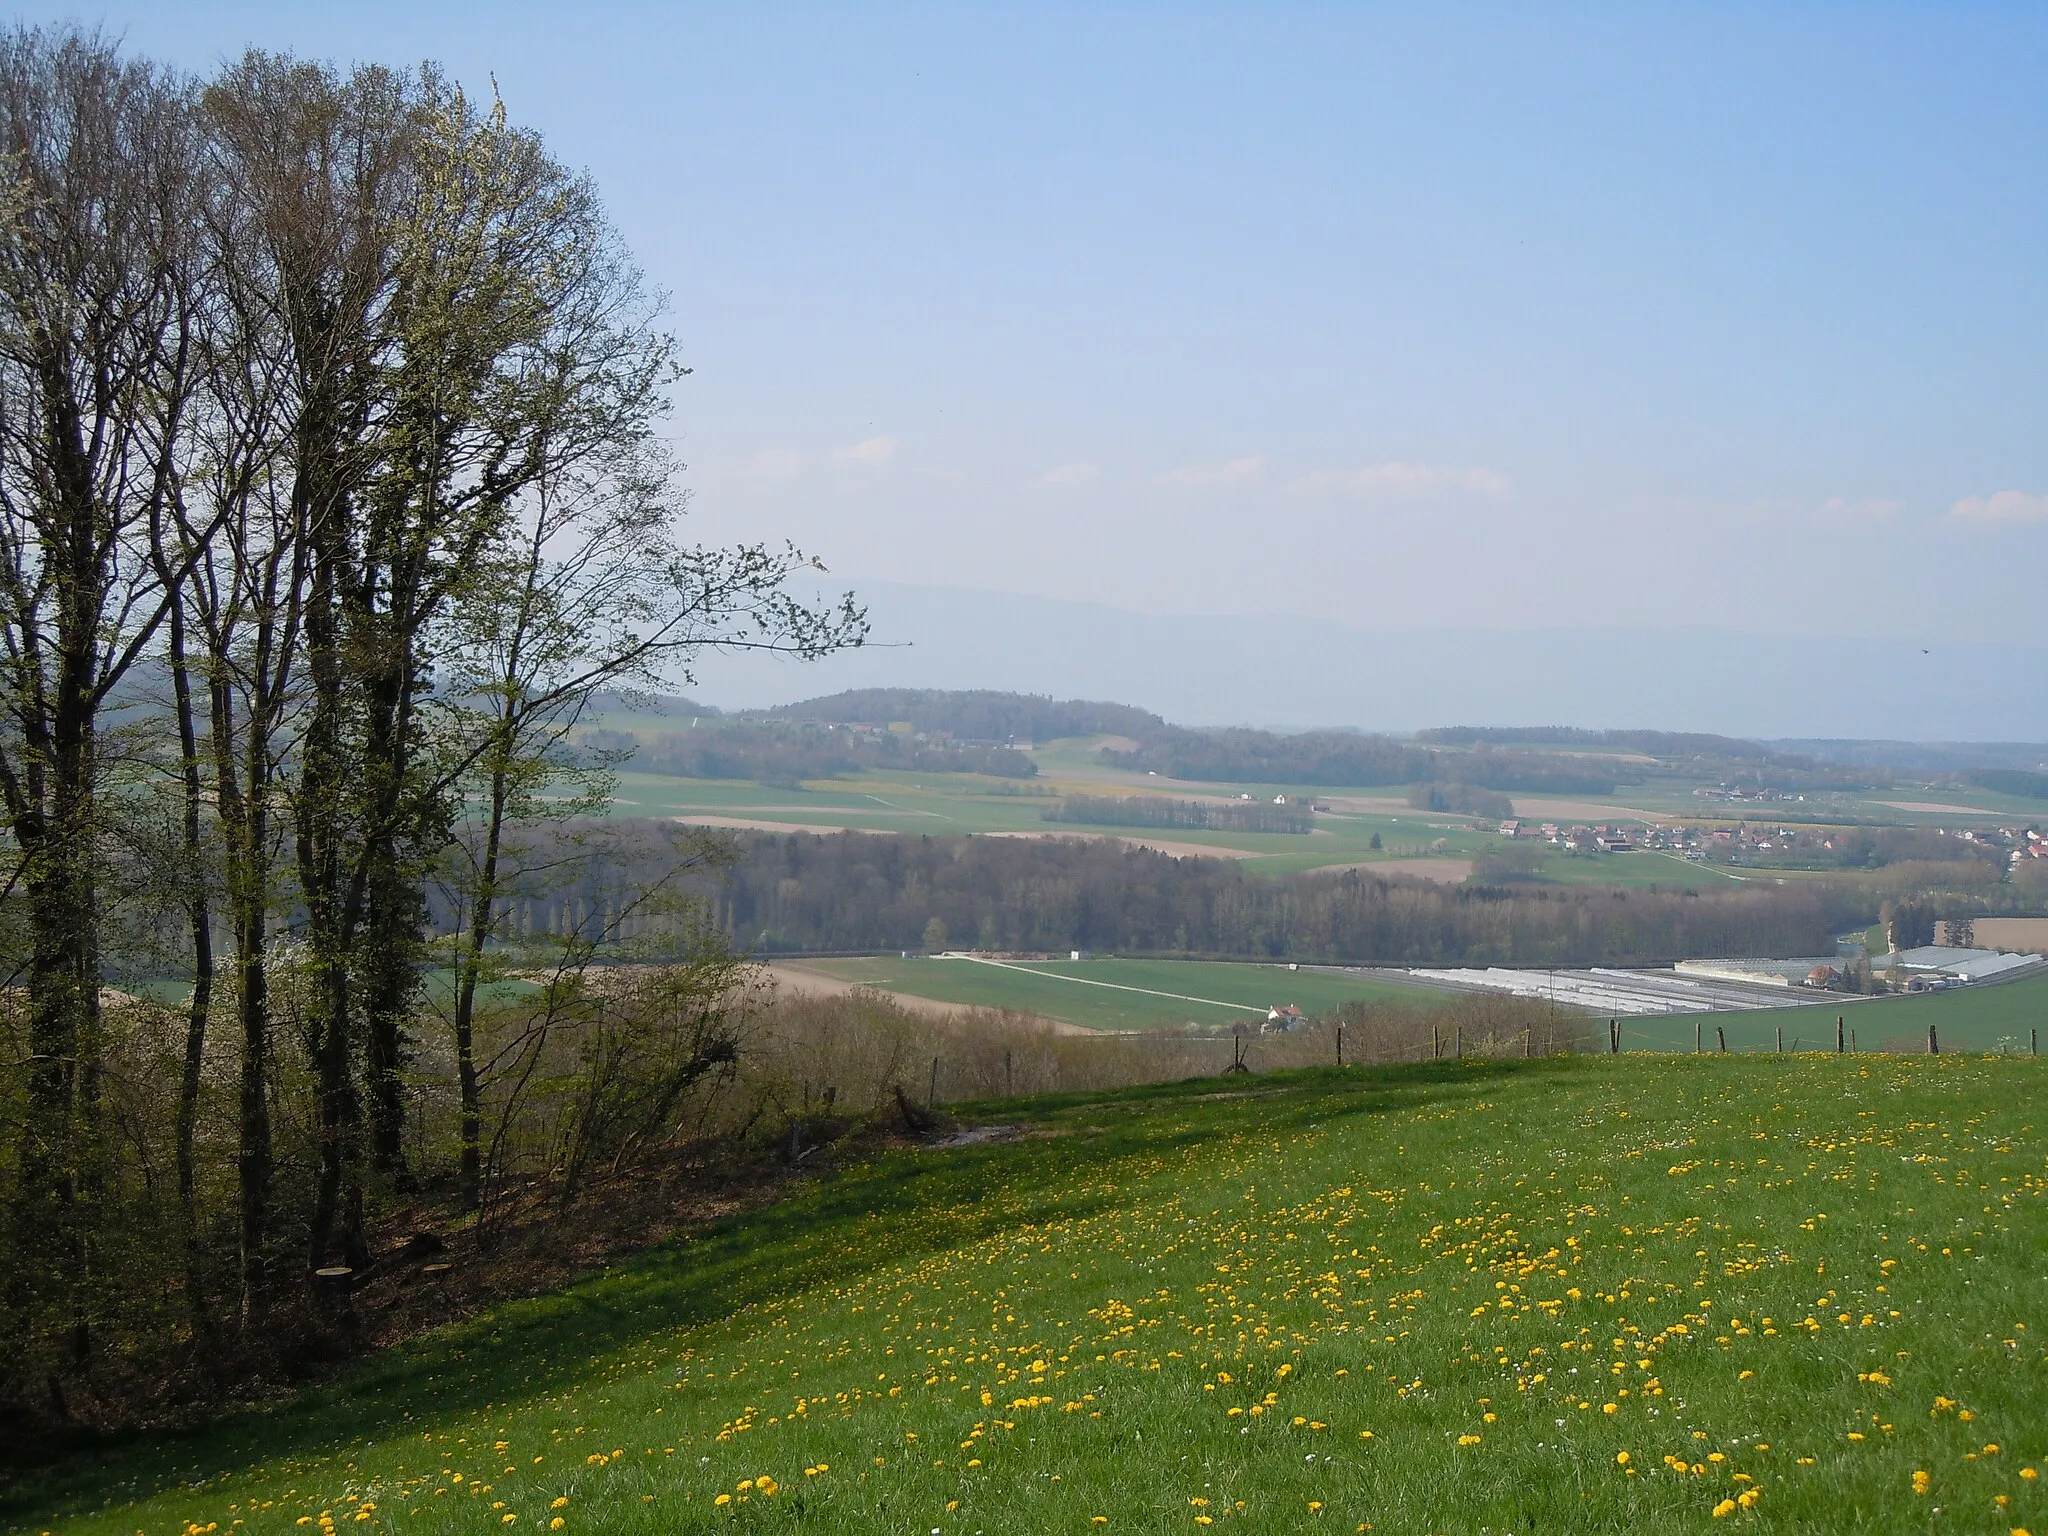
[0,27,205,1365]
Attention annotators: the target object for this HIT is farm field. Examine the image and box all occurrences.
[1603,970,2048,1057]
[589,729,2048,890]
[13,1053,2046,1535]
[792,956,1441,1032]
[599,767,1507,875]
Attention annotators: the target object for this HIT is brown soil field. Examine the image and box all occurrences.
[670,814,885,834]
[1877,801,1997,816]
[1969,917,2048,955]
[982,830,1262,860]
[1510,797,1671,823]
[761,962,1086,1033]
[1314,857,1473,884]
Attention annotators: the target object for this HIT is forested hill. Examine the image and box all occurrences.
[1416,725,1780,760]
[763,688,1162,742]
[598,690,1919,795]
[1100,728,1627,794]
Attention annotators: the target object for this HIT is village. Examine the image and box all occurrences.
[1494,815,2048,867]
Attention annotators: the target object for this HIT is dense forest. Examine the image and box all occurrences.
[1044,794,1314,833]
[1406,782,1517,817]
[1969,768,2048,801]
[630,720,1036,786]
[681,829,1851,965]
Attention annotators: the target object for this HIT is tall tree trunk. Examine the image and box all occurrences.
[167,596,214,1332]
[452,757,512,1210]
[297,511,361,1276]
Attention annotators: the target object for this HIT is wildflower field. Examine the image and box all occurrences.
[9,1053,2047,1535]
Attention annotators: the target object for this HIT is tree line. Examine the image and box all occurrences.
[1101,728,1625,794]
[1407,782,1516,818]
[690,829,1850,964]
[766,687,1162,743]
[0,28,859,1419]
[632,719,1035,787]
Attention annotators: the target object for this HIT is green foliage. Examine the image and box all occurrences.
[635,720,1034,784]
[1406,781,1515,818]
[713,829,1846,963]
[1968,768,2048,801]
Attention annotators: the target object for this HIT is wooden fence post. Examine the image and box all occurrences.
[1716,1025,1727,1053]
[1775,1027,1782,1053]
[1837,1015,1845,1053]
[1336,1021,1344,1068]
[1928,1024,1939,1056]
[1695,1020,1702,1054]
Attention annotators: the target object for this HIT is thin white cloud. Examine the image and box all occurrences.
[1286,461,1510,498]
[1818,495,1905,523]
[1948,489,2048,525]
[748,447,810,479]
[1164,455,1267,487]
[834,435,899,468]
[1042,462,1101,487]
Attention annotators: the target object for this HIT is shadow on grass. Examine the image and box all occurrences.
[1,1054,1575,1526]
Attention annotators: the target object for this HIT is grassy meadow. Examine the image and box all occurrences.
[796,956,1441,1032]
[1609,971,2048,1057]
[13,1052,2046,1535]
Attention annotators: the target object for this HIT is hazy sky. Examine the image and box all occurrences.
[30,3,2048,650]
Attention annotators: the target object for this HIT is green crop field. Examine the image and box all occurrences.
[1605,971,2048,1057]
[596,765,1500,877]
[14,1054,2045,1535]
[800,956,1440,1031]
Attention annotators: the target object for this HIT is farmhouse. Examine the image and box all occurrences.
[1263,1003,1306,1033]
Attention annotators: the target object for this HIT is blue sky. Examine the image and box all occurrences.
[27,3,2048,671]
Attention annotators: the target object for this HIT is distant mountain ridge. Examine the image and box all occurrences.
[669,581,2048,742]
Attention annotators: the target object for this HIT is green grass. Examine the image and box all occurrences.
[12,1054,2048,1534]
[799,957,1438,1031]
[1604,971,2048,1057]
[593,747,1502,878]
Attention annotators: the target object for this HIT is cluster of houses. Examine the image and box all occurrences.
[1495,819,1680,855]
[1955,825,2048,865]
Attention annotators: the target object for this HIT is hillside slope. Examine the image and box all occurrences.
[9,1055,2045,1534]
